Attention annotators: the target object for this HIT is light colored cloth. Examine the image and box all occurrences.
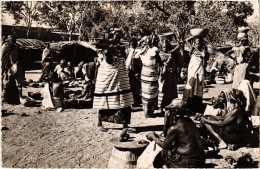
[140,47,159,66]
[54,65,63,76]
[125,48,136,70]
[237,80,256,113]
[184,51,204,100]
[222,90,235,114]
[54,64,69,80]
[41,83,54,109]
[42,48,51,62]
[204,105,222,116]
[93,57,133,109]
[230,46,249,64]
[137,141,162,168]
[232,63,248,89]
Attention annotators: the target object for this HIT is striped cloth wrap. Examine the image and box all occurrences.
[141,65,159,102]
[93,57,133,109]
[140,47,160,104]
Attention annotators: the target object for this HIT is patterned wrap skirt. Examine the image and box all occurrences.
[141,65,159,114]
[93,57,133,124]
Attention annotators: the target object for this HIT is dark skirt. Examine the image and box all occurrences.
[212,124,243,144]
[2,86,20,104]
[129,71,141,105]
[154,150,205,168]
[99,106,131,124]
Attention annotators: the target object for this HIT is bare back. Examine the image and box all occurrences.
[167,117,204,156]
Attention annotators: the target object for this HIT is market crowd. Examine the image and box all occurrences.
[1,26,259,167]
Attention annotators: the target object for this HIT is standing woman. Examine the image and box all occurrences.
[158,40,179,114]
[225,37,251,89]
[93,32,134,132]
[40,43,53,82]
[183,30,209,113]
[2,35,25,104]
[139,35,162,118]
[126,37,142,106]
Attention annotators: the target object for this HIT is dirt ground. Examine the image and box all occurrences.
[1,70,259,168]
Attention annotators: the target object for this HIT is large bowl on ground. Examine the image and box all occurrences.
[190,28,209,38]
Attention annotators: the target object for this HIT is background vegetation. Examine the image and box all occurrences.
[2,1,258,46]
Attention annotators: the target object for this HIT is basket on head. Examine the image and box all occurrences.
[238,27,250,33]
[237,32,248,40]
[190,28,209,38]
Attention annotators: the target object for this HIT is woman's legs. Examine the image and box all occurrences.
[204,123,227,149]
[97,110,107,132]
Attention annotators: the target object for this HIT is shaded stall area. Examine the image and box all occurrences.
[16,38,46,70]
[50,41,98,67]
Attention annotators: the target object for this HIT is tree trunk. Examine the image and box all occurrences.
[27,25,31,38]
[69,30,73,41]
[78,24,83,41]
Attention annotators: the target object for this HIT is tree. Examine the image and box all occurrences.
[193,1,253,45]
[38,1,108,41]
[2,1,40,38]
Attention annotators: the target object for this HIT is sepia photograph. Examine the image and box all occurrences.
[1,0,259,168]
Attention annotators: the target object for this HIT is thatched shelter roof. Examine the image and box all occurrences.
[16,38,46,49]
[50,41,97,52]
[50,41,98,66]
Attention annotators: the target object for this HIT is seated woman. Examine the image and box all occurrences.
[54,59,70,81]
[146,99,205,168]
[64,62,73,79]
[75,61,97,100]
[202,89,251,149]
[74,61,85,79]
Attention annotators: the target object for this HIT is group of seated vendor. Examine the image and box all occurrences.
[144,85,256,168]
[54,59,73,81]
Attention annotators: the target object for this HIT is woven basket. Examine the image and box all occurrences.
[108,147,143,168]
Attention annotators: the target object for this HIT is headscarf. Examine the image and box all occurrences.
[164,99,189,136]
[229,89,247,109]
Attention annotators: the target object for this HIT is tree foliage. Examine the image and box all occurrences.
[2,1,257,46]
[2,1,40,37]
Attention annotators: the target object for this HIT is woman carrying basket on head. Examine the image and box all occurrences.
[93,31,134,132]
[183,29,209,114]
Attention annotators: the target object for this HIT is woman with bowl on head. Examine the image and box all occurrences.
[183,28,209,114]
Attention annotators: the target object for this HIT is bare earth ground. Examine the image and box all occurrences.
[1,70,259,168]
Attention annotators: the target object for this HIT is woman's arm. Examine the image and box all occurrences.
[209,115,225,121]
[185,36,194,54]
[103,49,113,64]
[147,126,178,150]
[169,43,180,54]
[203,108,238,126]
